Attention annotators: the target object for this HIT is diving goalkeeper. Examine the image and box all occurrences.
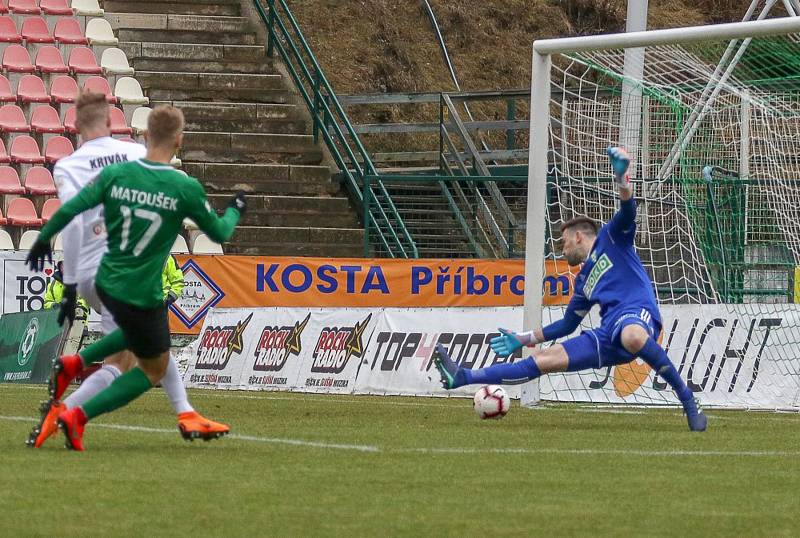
[433,147,707,432]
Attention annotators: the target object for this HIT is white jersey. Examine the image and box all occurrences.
[53,136,147,284]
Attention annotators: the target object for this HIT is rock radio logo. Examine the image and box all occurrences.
[195,313,253,370]
[252,313,311,372]
[310,314,372,374]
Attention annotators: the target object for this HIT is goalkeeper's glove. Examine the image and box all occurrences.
[490,328,538,357]
[165,291,178,306]
[607,146,631,188]
[25,239,52,272]
[229,191,247,215]
[57,284,77,326]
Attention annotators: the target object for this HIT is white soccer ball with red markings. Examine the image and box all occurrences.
[473,385,510,419]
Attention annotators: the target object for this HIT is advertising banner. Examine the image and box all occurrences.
[0,308,66,383]
[169,256,576,334]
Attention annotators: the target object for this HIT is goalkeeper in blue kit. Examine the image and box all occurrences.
[434,147,707,431]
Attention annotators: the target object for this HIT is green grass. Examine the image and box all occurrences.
[1,384,799,537]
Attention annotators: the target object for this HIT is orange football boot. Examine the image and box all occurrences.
[58,407,87,452]
[26,399,66,448]
[177,411,230,441]
[49,354,83,401]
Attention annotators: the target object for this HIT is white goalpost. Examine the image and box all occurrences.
[522,16,800,410]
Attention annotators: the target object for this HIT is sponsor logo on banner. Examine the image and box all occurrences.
[193,313,253,381]
[17,317,39,366]
[305,313,372,389]
[3,260,54,313]
[248,313,311,386]
[171,259,224,329]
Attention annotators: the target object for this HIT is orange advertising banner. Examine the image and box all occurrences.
[169,256,578,334]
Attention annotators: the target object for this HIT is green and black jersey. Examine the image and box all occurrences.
[39,159,240,309]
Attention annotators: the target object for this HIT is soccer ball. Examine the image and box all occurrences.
[473,385,510,419]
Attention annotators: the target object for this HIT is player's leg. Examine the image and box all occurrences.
[618,322,707,431]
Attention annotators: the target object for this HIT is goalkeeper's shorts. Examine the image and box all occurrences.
[96,285,171,359]
[562,307,661,369]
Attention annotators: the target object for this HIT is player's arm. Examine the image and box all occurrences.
[606,146,637,243]
[185,182,245,243]
[53,165,82,285]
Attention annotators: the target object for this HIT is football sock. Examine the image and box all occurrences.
[162,356,194,415]
[64,364,120,409]
[637,337,698,415]
[81,367,152,420]
[463,356,542,385]
[78,330,128,366]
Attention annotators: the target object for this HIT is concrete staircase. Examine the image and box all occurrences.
[104,0,364,257]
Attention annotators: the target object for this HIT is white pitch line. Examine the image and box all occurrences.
[0,415,379,453]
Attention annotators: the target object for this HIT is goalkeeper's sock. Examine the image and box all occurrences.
[78,329,128,366]
[81,367,152,420]
[161,355,194,415]
[464,356,541,385]
[637,337,698,415]
[64,364,120,410]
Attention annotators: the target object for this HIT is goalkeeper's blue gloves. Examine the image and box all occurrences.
[607,146,631,188]
[490,328,536,357]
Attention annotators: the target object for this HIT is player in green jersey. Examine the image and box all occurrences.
[26,105,246,450]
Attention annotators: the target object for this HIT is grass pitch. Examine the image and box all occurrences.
[1,384,798,537]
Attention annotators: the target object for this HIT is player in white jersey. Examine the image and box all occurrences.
[28,92,229,448]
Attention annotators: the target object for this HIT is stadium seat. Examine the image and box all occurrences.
[20,17,54,44]
[0,16,20,43]
[0,138,10,162]
[68,46,100,75]
[0,74,14,102]
[130,106,150,136]
[52,231,62,250]
[62,103,74,132]
[8,0,40,16]
[71,0,103,16]
[100,48,133,78]
[82,75,115,103]
[9,135,42,163]
[3,44,33,73]
[109,106,131,135]
[0,103,29,131]
[53,17,87,46]
[192,234,223,255]
[0,2,7,15]
[117,136,136,144]
[6,196,41,225]
[18,228,39,247]
[40,196,59,221]
[30,104,62,134]
[0,165,23,193]
[40,0,72,16]
[17,74,49,104]
[35,45,68,74]
[171,234,189,254]
[85,18,116,47]
[0,228,13,248]
[24,166,55,194]
[114,77,148,106]
[49,74,76,104]
[44,134,71,163]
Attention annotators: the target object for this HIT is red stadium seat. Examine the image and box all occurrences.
[83,76,116,103]
[40,197,59,222]
[0,1,7,15]
[0,103,29,132]
[63,103,75,133]
[0,207,7,226]
[39,0,72,16]
[0,165,24,193]
[25,167,56,195]
[49,74,76,104]
[9,135,42,163]
[35,45,68,74]
[17,74,49,104]
[109,107,131,135]
[0,74,14,103]
[44,134,71,163]
[53,18,87,46]
[6,196,41,226]
[0,138,9,162]
[3,44,33,73]
[68,47,100,75]
[8,0,40,16]
[20,17,53,44]
[30,104,61,134]
[0,16,21,43]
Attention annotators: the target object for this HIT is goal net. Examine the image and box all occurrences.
[524,18,800,410]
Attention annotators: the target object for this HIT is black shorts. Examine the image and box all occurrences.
[96,285,170,359]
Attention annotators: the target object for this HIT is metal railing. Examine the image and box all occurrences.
[253,0,417,258]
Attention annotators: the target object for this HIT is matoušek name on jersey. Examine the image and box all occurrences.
[110,185,179,211]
